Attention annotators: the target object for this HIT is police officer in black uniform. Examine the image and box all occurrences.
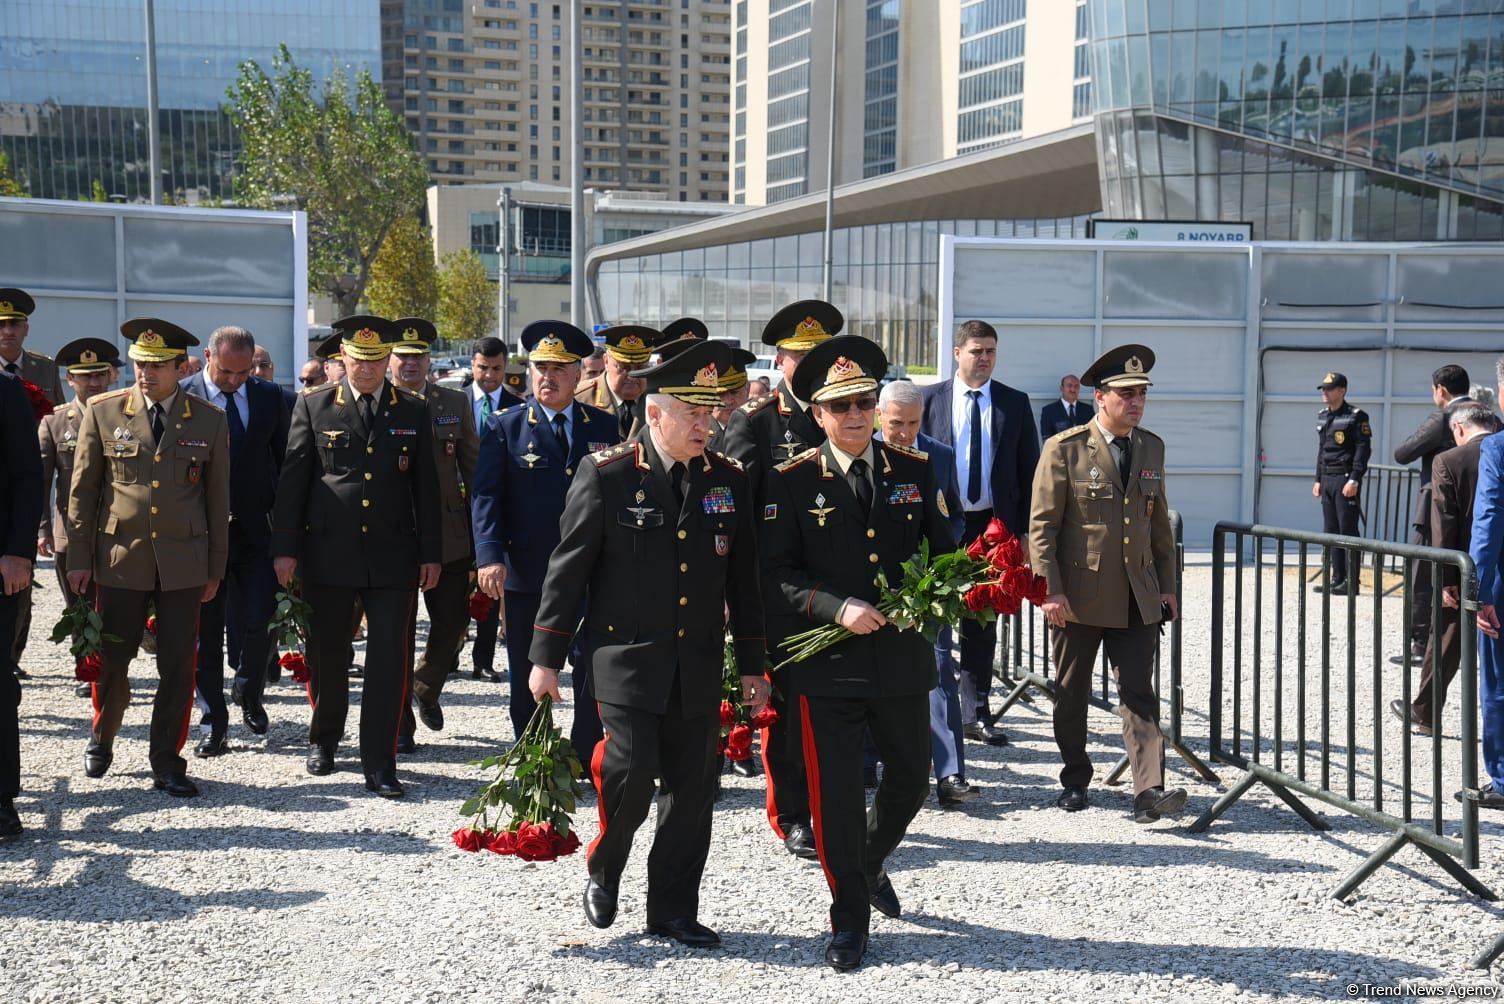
[272,315,442,798]
[1313,372,1372,594]
[528,337,766,949]
[760,335,954,972]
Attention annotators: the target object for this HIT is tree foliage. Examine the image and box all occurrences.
[365,215,438,321]
[0,153,26,198]
[438,249,497,348]
[226,44,429,317]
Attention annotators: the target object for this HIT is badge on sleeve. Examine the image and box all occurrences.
[1361,422,1371,436]
[936,489,949,518]
[1335,430,1345,445]
[763,503,778,521]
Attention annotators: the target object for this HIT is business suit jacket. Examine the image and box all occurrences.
[421,382,480,566]
[920,377,1040,538]
[271,379,441,590]
[1029,422,1176,629]
[530,435,763,716]
[37,402,84,550]
[1,375,43,561]
[7,349,66,407]
[875,431,963,541]
[1470,433,1504,609]
[66,386,231,591]
[760,440,954,700]
[1039,399,1094,442]
[181,373,290,551]
[470,397,619,593]
[721,379,825,504]
[1434,435,1487,590]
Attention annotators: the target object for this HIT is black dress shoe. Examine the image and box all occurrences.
[395,735,416,755]
[824,930,867,971]
[364,768,405,799]
[783,822,819,860]
[349,663,363,678]
[1315,580,1357,596]
[963,721,1010,746]
[937,774,979,806]
[153,772,200,797]
[1056,786,1088,812]
[648,917,721,948]
[241,698,269,736]
[194,732,229,758]
[74,683,93,698]
[869,872,901,919]
[306,745,335,776]
[83,743,112,779]
[729,757,758,777]
[1457,781,1504,808]
[1389,698,1434,736]
[417,700,444,732]
[0,796,22,840]
[12,668,29,680]
[862,765,879,788]
[584,879,618,929]
[1133,786,1188,823]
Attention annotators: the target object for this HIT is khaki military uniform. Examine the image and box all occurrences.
[37,402,85,603]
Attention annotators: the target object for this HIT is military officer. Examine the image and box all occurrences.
[575,325,660,440]
[1,367,43,840]
[66,318,230,797]
[0,288,66,405]
[720,298,840,860]
[759,335,952,971]
[473,321,617,754]
[1314,372,1372,594]
[661,316,709,342]
[388,317,480,750]
[317,332,347,386]
[711,346,759,447]
[272,315,442,799]
[529,337,765,947]
[1030,344,1187,824]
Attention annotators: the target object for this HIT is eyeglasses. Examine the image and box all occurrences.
[823,396,878,415]
[299,376,319,386]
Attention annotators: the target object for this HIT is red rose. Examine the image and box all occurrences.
[279,651,310,684]
[726,723,753,762]
[452,827,485,852]
[550,828,582,857]
[982,517,1009,546]
[1003,565,1035,598]
[74,654,102,683]
[965,536,988,561]
[748,706,778,730]
[992,589,1022,617]
[485,829,517,855]
[514,821,558,861]
[468,590,494,622]
[986,538,1024,570]
[145,616,158,635]
[719,700,736,727]
[1027,573,1050,605]
[20,379,53,423]
[963,584,991,613]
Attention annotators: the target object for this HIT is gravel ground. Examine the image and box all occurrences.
[5,555,1504,1003]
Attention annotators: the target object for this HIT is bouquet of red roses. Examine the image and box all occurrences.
[453,695,585,861]
[468,589,495,623]
[773,517,1046,670]
[269,588,314,686]
[20,378,53,424]
[49,596,119,683]
[718,639,776,764]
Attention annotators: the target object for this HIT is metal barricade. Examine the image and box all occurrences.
[1190,521,1492,902]
[992,510,1218,786]
[1359,463,1421,575]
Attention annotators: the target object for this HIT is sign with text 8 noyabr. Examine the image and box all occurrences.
[1086,219,1253,243]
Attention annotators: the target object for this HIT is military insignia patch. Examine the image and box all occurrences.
[1145,497,1156,518]
[1138,469,1159,481]
[589,442,612,453]
[399,455,410,472]
[176,438,208,448]
[936,490,949,518]
[702,486,736,515]
[435,414,460,425]
[187,463,202,484]
[887,482,922,505]
[1335,430,1345,445]
[389,428,417,436]
[715,534,729,556]
[444,441,456,456]
[763,504,778,520]
[1361,423,1371,436]
[808,492,835,527]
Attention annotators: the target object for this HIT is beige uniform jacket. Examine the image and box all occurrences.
[66,386,231,591]
[423,382,480,566]
[1028,421,1176,629]
[37,402,84,549]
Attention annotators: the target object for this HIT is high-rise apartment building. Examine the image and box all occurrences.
[384,0,733,202]
[733,0,1088,205]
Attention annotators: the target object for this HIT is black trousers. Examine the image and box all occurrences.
[1412,601,1462,724]
[503,589,601,755]
[761,665,809,836]
[0,590,19,797]
[94,583,202,776]
[400,557,471,738]
[473,595,502,672]
[589,686,718,923]
[958,508,999,717]
[800,691,929,935]
[1408,513,1434,647]
[197,526,277,730]
[8,582,29,666]
[304,582,414,775]
[1319,474,1361,584]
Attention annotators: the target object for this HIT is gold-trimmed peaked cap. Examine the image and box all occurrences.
[332,314,398,361]
[634,336,730,408]
[661,316,709,342]
[719,345,758,391]
[792,334,886,404]
[1081,343,1155,389]
[391,316,438,355]
[56,337,122,375]
[121,317,197,364]
[314,332,344,361]
[763,298,843,352]
[601,324,662,365]
[0,287,36,322]
[521,319,592,364]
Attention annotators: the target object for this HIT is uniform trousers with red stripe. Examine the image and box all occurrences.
[589,674,718,924]
[93,583,202,776]
[760,665,810,838]
[800,691,929,935]
[303,583,413,775]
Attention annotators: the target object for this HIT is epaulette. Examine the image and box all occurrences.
[397,387,425,403]
[1052,424,1092,443]
[591,443,634,467]
[883,442,929,463]
[1133,427,1163,444]
[186,391,223,413]
[306,382,340,397]
[739,395,776,417]
[90,388,130,404]
[707,449,745,473]
[773,446,819,473]
[26,349,56,364]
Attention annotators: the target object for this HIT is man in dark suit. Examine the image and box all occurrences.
[529,338,765,948]
[1393,402,1501,734]
[761,335,954,971]
[0,371,43,840]
[472,321,618,755]
[920,318,1040,744]
[1038,373,1093,441]
[464,336,523,682]
[272,315,442,798]
[183,326,291,753]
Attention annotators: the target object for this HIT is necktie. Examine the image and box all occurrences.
[618,400,634,440]
[1067,403,1074,424]
[552,412,569,454]
[1112,435,1132,490]
[669,461,687,510]
[2,362,16,375]
[149,403,165,446]
[358,393,374,432]
[966,390,982,505]
[225,391,246,455]
[851,458,873,518]
[480,392,493,423]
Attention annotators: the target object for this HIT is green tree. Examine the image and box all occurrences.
[364,215,438,321]
[90,179,108,202]
[227,44,429,317]
[437,249,496,348]
[0,152,26,198]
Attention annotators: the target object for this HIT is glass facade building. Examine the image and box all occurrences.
[1,1,381,202]
[957,0,1028,153]
[1089,0,1504,240]
[765,0,814,202]
[863,0,900,177]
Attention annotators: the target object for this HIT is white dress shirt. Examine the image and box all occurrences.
[951,379,994,511]
[202,372,248,428]
[1059,398,1082,425]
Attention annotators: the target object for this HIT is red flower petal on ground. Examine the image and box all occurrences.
[485,829,517,855]
[452,827,485,852]
[514,822,558,862]
[550,828,582,857]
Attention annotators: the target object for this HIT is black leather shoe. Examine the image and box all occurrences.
[240,698,269,736]
[74,683,93,698]
[1389,698,1434,736]
[12,668,29,681]
[963,721,1009,746]
[153,772,199,797]
[0,796,22,841]
[647,917,722,948]
[395,735,416,756]
[417,700,444,732]
[729,757,758,777]
[83,743,112,779]
[1056,786,1088,812]
[783,822,819,860]
[938,774,979,806]
[824,930,867,971]
[862,765,879,788]
[194,732,229,758]
[364,769,405,799]
[306,745,335,776]
[1457,781,1504,809]
[349,663,363,678]
[1133,786,1188,823]
[584,879,618,929]
[869,872,901,919]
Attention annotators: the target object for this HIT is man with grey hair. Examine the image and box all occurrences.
[182,325,292,753]
[1467,356,1504,808]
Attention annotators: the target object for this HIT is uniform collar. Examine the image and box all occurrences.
[826,438,874,476]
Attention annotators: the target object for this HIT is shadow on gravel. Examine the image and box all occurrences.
[894,832,1327,874]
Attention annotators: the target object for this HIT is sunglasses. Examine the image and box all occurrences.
[299,376,319,386]
[823,396,878,415]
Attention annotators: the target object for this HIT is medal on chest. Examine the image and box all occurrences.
[808,491,835,527]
